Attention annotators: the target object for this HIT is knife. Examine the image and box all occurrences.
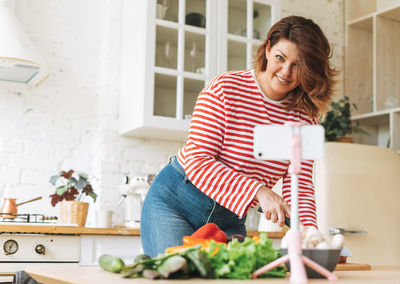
[257,207,291,227]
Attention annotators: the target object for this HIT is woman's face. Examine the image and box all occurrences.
[264,38,301,101]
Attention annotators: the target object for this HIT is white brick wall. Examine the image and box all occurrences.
[282,0,344,100]
[0,0,343,226]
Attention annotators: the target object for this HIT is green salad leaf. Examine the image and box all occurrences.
[206,233,286,279]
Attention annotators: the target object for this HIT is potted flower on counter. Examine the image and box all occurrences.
[49,169,97,227]
[320,96,367,142]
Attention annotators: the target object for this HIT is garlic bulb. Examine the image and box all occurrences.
[330,234,344,249]
[280,227,345,250]
[303,227,324,248]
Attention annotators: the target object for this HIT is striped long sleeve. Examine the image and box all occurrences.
[177,70,318,227]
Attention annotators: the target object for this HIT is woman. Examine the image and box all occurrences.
[141,15,337,257]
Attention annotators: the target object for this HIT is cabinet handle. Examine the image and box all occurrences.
[329,227,367,235]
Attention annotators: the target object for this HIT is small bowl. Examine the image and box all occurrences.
[280,248,341,278]
[185,13,205,28]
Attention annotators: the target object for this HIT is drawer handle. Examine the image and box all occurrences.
[329,227,367,235]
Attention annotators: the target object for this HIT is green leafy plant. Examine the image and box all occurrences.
[321,96,367,141]
[49,169,97,207]
[117,233,285,280]
[207,233,285,279]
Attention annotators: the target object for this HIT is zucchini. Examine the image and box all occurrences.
[99,254,125,273]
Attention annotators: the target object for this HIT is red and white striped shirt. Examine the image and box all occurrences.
[177,70,318,227]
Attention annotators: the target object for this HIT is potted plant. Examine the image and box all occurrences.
[320,96,367,142]
[49,169,97,227]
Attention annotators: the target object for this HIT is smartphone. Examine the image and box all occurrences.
[253,124,325,160]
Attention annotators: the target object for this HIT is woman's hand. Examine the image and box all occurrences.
[256,186,290,227]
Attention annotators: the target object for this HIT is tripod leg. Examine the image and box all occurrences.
[251,254,290,279]
[289,252,308,284]
[302,256,338,281]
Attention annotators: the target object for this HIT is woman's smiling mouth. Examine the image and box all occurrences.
[275,74,290,85]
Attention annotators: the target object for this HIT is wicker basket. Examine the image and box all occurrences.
[60,201,89,227]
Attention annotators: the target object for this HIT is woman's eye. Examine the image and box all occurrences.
[276,55,284,61]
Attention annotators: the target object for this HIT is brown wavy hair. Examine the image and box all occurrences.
[254,16,338,118]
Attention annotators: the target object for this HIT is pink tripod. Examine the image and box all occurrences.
[251,123,337,283]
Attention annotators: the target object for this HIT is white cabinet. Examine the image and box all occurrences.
[80,235,142,266]
[218,0,281,72]
[119,0,280,141]
[346,0,400,152]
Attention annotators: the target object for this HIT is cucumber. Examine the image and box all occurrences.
[99,254,125,273]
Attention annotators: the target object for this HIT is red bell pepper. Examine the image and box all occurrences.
[191,223,228,243]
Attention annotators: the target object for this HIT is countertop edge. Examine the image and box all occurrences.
[0,225,285,238]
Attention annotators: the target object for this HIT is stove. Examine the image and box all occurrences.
[0,213,80,281]
[0,213,58,224]
[0,213,77,226]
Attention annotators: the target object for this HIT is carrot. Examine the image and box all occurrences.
[182,236,210,246]
[164,245,192,254]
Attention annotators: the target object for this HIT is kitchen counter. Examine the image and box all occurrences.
[0,224,284,238]
[25,265,400,284]
[0,225,141,235]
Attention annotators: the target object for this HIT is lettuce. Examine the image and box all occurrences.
[206,233,286,279]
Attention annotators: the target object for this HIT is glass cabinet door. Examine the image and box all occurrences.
[184,32,206,74]
[155,26,178,70]
[154,73,177,117]
[156,0,178,22]
[225,0,279,71]
[153,0,211,120]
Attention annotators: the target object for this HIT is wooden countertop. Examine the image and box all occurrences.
[25,265,400,284]
[0,224,285,238]
[0,225,141,235]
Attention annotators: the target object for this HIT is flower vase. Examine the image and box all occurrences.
[60,201,89,227]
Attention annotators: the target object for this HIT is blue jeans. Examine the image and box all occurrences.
[140,156,247,257]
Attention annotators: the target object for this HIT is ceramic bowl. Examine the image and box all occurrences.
[185,13,205,28]
[280,248,341,278]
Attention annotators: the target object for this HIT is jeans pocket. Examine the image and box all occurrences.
[170,156,190,184]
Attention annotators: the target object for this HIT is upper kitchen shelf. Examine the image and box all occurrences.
[119,0,280,141]
[345,0,400,151]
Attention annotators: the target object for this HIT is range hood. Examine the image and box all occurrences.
[0,2,49,88]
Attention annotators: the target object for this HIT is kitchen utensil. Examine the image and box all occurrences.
[329,227,367,235]
[280,248,341,278]
[0,198,17,218]
[335,262,371,271]
[16,196,42,207]
[0,196,42,218]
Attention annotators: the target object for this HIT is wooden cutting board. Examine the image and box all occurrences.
[335,262,372,271]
